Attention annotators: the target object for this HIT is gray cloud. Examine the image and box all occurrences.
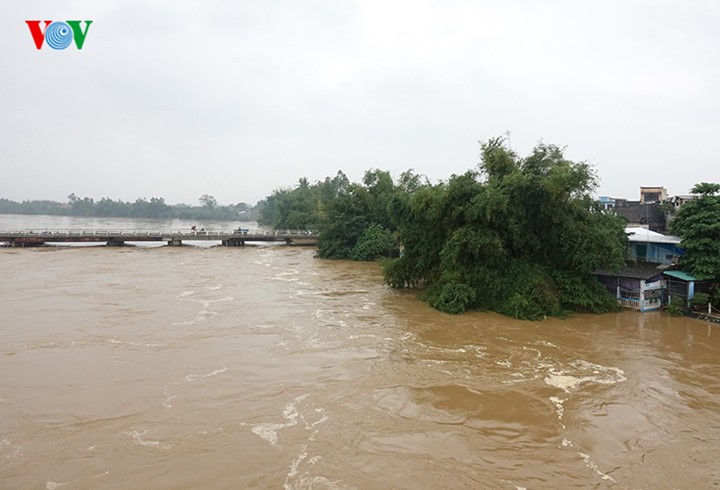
[2,0,719,205]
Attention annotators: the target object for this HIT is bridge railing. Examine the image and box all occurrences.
[0,228,319,238]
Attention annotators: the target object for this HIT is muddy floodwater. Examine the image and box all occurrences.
[1,218,719,489]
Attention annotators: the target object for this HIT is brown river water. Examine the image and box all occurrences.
[1,216,719,489]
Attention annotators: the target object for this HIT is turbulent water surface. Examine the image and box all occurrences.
[1,216,719,489]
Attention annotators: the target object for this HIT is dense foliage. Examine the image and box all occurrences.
[0,194,253,221]
[259,137,627,319]
[350,224,397,261]
[669,182,720,304]
[260,169,419,259]
[258,172,350,229]
[383,138,627,319]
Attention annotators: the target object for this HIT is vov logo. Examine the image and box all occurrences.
[25,20,93,50]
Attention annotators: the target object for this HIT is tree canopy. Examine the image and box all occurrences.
[259,169,417,260]
[382,138,627,319]
[669,182,720,281]
[258,171,350,229]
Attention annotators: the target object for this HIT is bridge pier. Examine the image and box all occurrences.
[222,239,245,247]
[167,239,183,246]
[9,239,45,247]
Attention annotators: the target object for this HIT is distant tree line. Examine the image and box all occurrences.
[259,137,629,319]
[0,194,256,221]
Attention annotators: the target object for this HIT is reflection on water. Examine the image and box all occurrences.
[0,216,719,488]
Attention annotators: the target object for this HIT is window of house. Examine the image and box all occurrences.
[636,244,648,259]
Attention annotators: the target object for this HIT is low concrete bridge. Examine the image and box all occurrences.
[0,229,318,247]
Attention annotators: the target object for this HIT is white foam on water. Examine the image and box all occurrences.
[287,444,308,478]
[285,476,353,490]
[175,291,234,325]
[177,290,195,299]
[251,394,307,446]
[464,344,487,358]
[539,359,625,485]
[273,275,299,283]
[126,429,160,448]
[254,396,332,489]
[274,269,300,282]
[536,341,559,348]
[496,359,512,368]
[251,424,283,445]
[184,367,228,382]
[306,336,327,348]
[544,359,626,394]
[1,438,22,460]
[545,374,584,393]
[579,452,616,482]
[360,301,377,310]
[523,347,542,357]
[108,337,164,348]
[162,393,177,409]
[303,410,328,430]
[549,396,566,420]
[572,360,627,385]
[46,482,67,489]
[207,296,234,305]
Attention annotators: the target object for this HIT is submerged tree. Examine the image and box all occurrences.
[383,137,627,319]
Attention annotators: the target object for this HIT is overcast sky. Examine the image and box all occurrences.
[2,1,719,206]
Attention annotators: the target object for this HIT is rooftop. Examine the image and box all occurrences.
[625,226,682,244]
[596,262,668,280]
[663,270,697,281]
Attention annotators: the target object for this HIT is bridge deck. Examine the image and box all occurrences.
[0,229,318,247]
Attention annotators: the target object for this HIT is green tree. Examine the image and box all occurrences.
[350,223,397,261]
[669,182,720,281]
[199,194,217,209]
[362,169,396,228]
[257,172,353,230]
[317,184,372,259]
[67,193,95,216]
[383,137,626,319]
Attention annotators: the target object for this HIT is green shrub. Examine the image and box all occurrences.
[690,292,710,309]
[425,282,477,315]
[665,297,685,316]
[350,224,397,261]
